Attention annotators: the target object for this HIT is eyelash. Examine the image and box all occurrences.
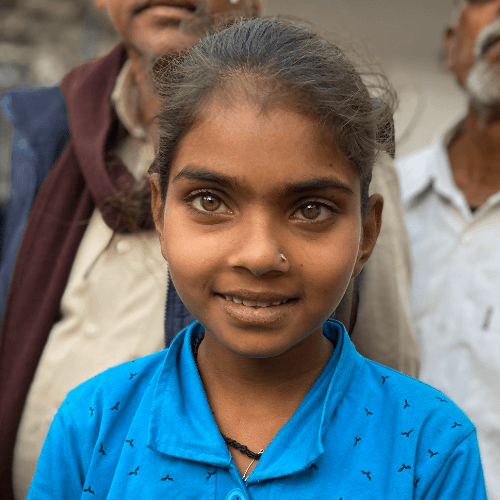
[291,200,337,222]
[184,190,230,215]
[184,191,338,222]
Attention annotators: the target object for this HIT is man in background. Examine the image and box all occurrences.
[396,1,500,496]
[0,1,417,498]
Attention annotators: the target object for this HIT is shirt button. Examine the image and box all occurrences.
[85,323,101,337]
[116,240,131,253]
[461,234,473,245]
[225,488,246,500]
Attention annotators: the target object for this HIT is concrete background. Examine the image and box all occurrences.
[265,0,467,158]
[0,0,467,200]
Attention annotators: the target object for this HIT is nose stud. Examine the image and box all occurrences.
[279,253,287,262]
[230,0,239,4]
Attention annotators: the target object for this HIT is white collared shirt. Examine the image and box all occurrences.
[396,127,500,499]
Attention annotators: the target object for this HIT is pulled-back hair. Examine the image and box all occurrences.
[153,17,396,213]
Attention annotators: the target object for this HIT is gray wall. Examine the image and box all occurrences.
[265,0,466,158]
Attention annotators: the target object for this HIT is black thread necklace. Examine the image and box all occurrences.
[193,332,265,462]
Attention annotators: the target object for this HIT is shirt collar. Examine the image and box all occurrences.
[110,60,148,140]
[401,121,465,208]
[147,320,363,481]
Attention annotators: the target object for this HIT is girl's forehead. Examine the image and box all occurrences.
[169,98,360,193]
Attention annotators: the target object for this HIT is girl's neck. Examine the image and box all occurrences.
[196,327,334,417]
[195,327,334,478]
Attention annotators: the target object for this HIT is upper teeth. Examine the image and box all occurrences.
[224,296,287,308]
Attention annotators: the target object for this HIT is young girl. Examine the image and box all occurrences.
[28,18,486,499]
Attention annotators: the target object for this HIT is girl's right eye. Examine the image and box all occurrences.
[190,193,230,214]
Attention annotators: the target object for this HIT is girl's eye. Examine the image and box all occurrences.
[191,193,229,213]
[293,202,333,221]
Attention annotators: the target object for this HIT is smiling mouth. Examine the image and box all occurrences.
[218,294,296,308]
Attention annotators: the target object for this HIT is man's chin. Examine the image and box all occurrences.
[128,28,202,59]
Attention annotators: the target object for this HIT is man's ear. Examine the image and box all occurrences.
[352,194,383,278]
[444,26,458,72]
[150,173,165,241]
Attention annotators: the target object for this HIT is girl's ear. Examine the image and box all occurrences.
[352,194,383,278]
[150,173,166,242]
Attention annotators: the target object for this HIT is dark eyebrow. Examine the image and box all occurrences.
[173,166,354,195]
[172,166,241,190]
[288,179,354,195]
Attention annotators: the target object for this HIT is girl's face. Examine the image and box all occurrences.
[152,98,382,359]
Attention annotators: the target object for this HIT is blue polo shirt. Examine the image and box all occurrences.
[27,320,486,499]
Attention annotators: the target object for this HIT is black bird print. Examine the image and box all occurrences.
[452,422,463,429]
[381,376,389,384]
[365,408,373,416]
[436,397,448,403]
[311,463,318,470]
[98,443,106,455]
[428,449,439,458]
[129,373,139,380]
[401,429,414,438]
[126,439,134,447]
[161,474,174,481]
[404,399,410,409]
[110,402,120,411]
[206,471,217,481]
[128,466,140,476]
[354,437,361,447]
[83,486,95,494]
[90,407,94,417]
[398,464,412,472]
[361,470,372,481]
[414,478,420,488]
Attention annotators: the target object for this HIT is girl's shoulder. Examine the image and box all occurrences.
[62,348,169,429]
[356,358,475,434]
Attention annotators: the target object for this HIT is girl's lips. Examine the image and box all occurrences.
[217,294,298,327]
[222,294,292,308]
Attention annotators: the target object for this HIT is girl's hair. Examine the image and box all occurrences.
[152,17,396,213]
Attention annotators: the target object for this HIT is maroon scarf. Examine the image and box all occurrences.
[0,45,154,498]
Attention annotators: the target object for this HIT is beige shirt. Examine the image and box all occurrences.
[350,152,419,378]
[13,61,168,500]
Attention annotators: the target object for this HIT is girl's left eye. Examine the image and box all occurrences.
[191,193,230,213]
[292,202,334,221]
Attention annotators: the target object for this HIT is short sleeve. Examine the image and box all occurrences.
[421,430,487,500]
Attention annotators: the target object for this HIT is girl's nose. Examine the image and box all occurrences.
[227,215,290,277]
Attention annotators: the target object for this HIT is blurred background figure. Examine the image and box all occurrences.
[396,0,500,497]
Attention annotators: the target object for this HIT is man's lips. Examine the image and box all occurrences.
[481,34,500,58]
[134,0,198,15]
